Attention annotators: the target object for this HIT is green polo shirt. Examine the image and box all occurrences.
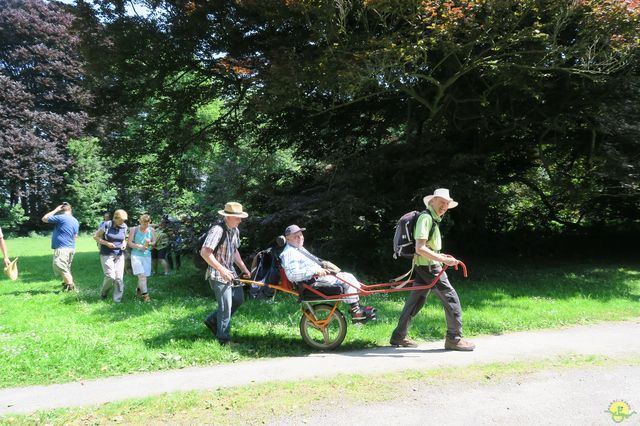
[414,205,442,267]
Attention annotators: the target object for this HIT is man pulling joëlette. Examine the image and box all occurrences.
[390,188,475,351]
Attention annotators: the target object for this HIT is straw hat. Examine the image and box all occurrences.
[217,202,249,218]
[423,188,458,209]
[3,258,18,281]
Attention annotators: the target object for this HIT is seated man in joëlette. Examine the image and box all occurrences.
[279,224,375,323]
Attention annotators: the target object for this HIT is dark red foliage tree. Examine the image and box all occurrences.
[0,0,90,225]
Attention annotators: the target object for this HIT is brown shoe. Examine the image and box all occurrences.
[390,338,418,348]
[142,294,151,302]
[445,338,475,351]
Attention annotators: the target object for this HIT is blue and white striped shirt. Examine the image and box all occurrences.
[279,243,323,283]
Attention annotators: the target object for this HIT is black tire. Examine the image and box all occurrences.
[299,303,348,350]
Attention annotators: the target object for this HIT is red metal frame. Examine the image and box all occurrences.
[239,261,468,301]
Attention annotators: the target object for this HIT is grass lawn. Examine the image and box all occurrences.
[0,235,638,388]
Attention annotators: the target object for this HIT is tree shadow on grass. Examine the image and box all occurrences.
[4,289,62,296]
[466,260,640,299]
[143,312,314,358]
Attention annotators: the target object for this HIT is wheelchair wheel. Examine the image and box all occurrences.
[299,303,347,350]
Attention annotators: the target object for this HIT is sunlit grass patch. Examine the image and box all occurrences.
[0,236,638,388]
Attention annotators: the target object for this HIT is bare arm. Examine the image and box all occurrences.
[0,237,9,266]
[200,246,234,282]
[415,239,459,266]
[41,205,63,223]
[127,228,137,249]
[94,228,115,250]
[234,250,251,277]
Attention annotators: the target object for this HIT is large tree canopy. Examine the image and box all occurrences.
[0,0,90,225]
[73,0,639,265]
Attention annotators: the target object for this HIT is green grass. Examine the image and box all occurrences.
[4,354,639,425]
[0,236,639,389]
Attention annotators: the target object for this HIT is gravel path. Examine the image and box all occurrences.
[1,319,639,417]
[273,366,640,425]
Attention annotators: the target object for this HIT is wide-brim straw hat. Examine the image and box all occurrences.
[3,258,18,281]
[423,188,458,209]
[218,202,249,218]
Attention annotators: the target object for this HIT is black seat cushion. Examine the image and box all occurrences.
[299,285,343,300]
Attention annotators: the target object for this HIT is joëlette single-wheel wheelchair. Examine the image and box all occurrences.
[240,247,468,350]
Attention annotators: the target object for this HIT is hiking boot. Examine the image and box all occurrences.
[445,337,476,351]
[203,318,217,337]
[390,338,418,348]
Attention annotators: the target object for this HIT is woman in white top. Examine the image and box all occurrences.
[127,214,156,302]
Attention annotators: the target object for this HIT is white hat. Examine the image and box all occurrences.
[217,201,249,218]
[3,258,18,281]
[423,188,458,209]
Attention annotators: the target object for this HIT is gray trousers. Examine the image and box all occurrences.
[100,254,125,302]
[391,265,463,341]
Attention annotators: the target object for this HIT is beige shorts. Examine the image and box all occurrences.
[53,248,75,276]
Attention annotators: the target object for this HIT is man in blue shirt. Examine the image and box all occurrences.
[42,202,80,291]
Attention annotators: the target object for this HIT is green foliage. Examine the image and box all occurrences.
[73,0,640,265]
[0,200,28,231]
[65,138,117,228]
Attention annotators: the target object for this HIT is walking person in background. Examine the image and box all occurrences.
[127,214,155,302]
[95,209,128,302]
[152,222,170,275]
[170,228,183,271]
[42,202,80,291]
[98,212,111,230]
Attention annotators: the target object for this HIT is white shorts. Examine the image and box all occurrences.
[131,255,151,277]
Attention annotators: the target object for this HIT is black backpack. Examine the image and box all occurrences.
[248,247,281,299]
[392,210,438,259]
[193,222,227,270]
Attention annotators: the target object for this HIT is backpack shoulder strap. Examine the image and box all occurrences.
[416,211,438,241]
[426,211,439,240]
[103,220,113,241]
[212,223,228,255]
